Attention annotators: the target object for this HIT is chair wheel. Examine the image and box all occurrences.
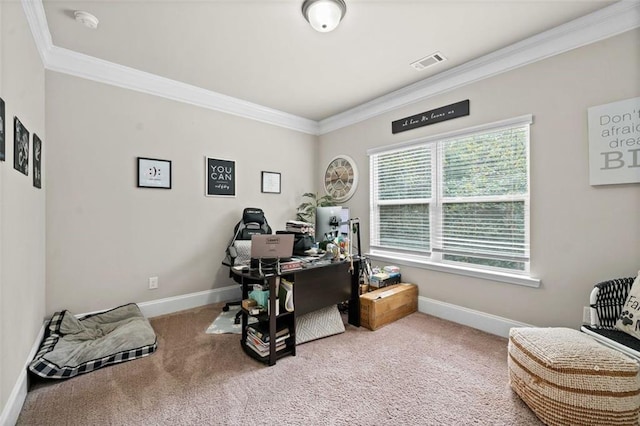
[222,306,230,312]
[234,318,241,325]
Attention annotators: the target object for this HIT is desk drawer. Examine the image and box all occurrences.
[360,283,418,330]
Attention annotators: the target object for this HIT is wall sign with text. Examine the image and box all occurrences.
[588,97,640,186]
[392,100,470,134]
[206,157,236,197]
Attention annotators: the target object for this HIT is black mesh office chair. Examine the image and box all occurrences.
[223,208,272,322]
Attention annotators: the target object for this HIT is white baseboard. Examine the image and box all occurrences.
[0,285,241,425]
[418,295,533,338]
[0,323,45,426]
[137,285,241,318]
[2,288,522,425]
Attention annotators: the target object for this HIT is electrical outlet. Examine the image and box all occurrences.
[583,306,591,324]
[148,276,159,290]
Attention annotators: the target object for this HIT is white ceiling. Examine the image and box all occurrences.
[39,0,619,123]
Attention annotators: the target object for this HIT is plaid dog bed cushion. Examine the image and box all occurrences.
[29,303,157,379]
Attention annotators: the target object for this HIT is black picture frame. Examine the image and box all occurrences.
[261,171,281,194]
[14,116,29,176]
[137,157,172,189]
[33,134,42,188]
[0,98,5,162]
[206,157,235,197]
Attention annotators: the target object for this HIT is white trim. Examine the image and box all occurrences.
[0,323,46,426]
[74,286,241,319]
[0,287,523,424]
[368,251,541,288]
[21,0,640,136]
[318,1,640,134]
[46,46,320,135]
[19,0,318,136]
[418,295,534,338]
[367,114,533,155]
[136,286,241,318]
[0,286,240,424]
[20,0,52,65]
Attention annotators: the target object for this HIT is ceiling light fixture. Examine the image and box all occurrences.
[302,0,346,33]
[74,10,99,30]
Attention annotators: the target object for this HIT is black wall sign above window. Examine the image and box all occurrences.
[392,99,470,134]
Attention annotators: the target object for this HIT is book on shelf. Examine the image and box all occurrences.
[246,332,289,351]
[245,339,287,357]
[278,279,294,312]
[246,323,290,342]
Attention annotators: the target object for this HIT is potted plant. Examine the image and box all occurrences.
[296,192,336,224]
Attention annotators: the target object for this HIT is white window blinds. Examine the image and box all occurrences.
[369,115,532,274]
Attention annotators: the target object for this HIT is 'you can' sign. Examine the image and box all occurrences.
[588,97,640,185]
[206,157,236,196]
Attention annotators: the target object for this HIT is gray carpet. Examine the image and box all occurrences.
[18,303,542,425]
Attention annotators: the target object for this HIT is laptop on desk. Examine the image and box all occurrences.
[250,234,294,260]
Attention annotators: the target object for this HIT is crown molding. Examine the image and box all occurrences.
[20,0,319,135]
[21,0,53,65]
[45,45,320,134]
[318,0,640,134]
[21,0,640,136]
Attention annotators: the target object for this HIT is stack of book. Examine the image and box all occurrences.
[285,220,314,234]
[245,323,290,358]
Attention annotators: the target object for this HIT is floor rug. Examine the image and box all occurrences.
[296,305,345,344]
[205,306,256,334]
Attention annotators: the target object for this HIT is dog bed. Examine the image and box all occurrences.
[29,303,157,379]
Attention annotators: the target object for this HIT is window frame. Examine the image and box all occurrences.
[367,115,539,288]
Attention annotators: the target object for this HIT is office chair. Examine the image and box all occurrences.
[223,208,272,323]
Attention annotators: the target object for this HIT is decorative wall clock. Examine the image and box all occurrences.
[324,155,358,202]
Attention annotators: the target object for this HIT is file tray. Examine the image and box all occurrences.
[360,283,417,330]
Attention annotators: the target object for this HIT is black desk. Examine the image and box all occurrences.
[232,259,361,365]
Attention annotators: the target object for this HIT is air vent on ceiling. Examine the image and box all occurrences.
[411,52,447,71]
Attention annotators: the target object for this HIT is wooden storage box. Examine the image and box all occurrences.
[360,283,418,330]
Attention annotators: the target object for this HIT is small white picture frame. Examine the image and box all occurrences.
[261,171,281,194]
[137,157,171,189]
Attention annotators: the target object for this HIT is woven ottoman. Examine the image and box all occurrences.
[508,327,640,426]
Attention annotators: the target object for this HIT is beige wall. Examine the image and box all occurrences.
[319,29,640,328]
[0,1,46,416]
[1,5,638,419]
[45,73,318,315]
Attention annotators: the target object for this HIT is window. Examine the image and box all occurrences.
[369,115,532,277]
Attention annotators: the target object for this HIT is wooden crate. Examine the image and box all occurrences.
[360,283,418,330]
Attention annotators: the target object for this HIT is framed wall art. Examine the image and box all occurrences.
[261,171,281,194]
[206,157,235,197]
[588,96,640,185]
[137,157,172,189]
[14,116,29,175]
[0,97,5,161]
[33,134,42,188]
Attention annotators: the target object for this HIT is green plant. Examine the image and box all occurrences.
[296,192,336,224]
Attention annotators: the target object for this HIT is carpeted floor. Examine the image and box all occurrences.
[17,303,542,425]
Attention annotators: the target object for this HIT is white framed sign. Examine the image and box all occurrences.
[588,97,640,186]
[137,157,171,189]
